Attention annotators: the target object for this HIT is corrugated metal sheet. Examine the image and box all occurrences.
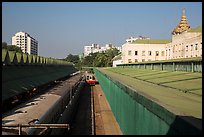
[94,68,202,135]
[2,65,77,102]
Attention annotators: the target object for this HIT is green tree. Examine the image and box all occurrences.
[93,53,108,67]
[65,54,80,64]
[82,52,98,67]
[2,42,8,49]
[8,45,23,53]
[2,42,23,53]
[81,48,120,67]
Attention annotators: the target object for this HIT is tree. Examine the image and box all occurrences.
[65,54,80,64]
[93,53,108,67]
[2,42,23,53]
[82,52,98,67]
[9,45,23,53]
[2,42,7,49]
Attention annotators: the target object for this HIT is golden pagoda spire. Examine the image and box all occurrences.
[172,8,191,35]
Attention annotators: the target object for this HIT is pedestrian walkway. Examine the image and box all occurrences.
[93,84,122,135]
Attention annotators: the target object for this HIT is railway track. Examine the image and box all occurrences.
[68,82,122,135]
[2,72,122,135]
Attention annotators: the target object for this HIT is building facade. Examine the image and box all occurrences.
[122,9,202,64]
[84,43,122,57]
[112,54,123,67]
[122,39,171,63]
[12,31,38,55]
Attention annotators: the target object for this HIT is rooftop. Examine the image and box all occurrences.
[112,54,122,61]
[188,26,202,33]
[131,39,171,44]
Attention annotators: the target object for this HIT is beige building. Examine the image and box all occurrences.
[122,9,202,64]
[12,31,38,55]
[122,39,171,63]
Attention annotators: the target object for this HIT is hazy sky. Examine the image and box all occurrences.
[2,2,202,59]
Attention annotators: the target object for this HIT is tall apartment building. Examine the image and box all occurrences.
[122,9,202,64]
[84,43,122,57]
[12,31,38,55]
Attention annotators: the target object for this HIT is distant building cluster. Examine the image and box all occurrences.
[12,31,38,55]
[126,36,150,43]
[84,43,122,57]
[121,8,202,64]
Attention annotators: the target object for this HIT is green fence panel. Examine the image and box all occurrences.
[8,51,16,64]
[94,68,201,135]
[15,52,23,64]
[117,58,202,73]
[22,54,28,64]
[27,54,32,64]
[2,50,11,65]
[2,49,7,63]
[2,65,78,102]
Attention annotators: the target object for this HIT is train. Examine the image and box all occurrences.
[2,72,85,135]
[85,72,98,86]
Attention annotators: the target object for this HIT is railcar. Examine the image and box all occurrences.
[85,73,97,86]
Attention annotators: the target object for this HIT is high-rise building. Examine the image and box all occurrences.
[12,31,38,55]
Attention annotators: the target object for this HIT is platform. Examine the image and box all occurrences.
[93,84,122,135]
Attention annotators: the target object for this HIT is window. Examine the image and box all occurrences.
[142,51,145,56]
[191,44,193,51]
[128,59,132,63]
[128,50,131,55]
[135,59,138,62]
[135,51,138,55]
[161,51,165,56]
[195,43,198,50]
[148,51,152,56]
[156,51,159,56]
[142,59,145,62]
[186,45,188,51]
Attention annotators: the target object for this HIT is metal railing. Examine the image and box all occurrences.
[2,124,70,135]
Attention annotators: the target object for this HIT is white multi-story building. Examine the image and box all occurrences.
[84,43,100,56]
[121,9,202,64]
[12,31,38,55]
[84,43,122,57]
[126,36,150,43]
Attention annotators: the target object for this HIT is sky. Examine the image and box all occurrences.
[2,2,202,59]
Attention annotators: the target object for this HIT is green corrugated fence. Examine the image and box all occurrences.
[2,49,78,102]
[94,68,201,135]
[2,49,72,66]
[117,57,202,73]
[2,65,78,102]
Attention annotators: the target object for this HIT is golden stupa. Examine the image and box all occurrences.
[172,8,191,35]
